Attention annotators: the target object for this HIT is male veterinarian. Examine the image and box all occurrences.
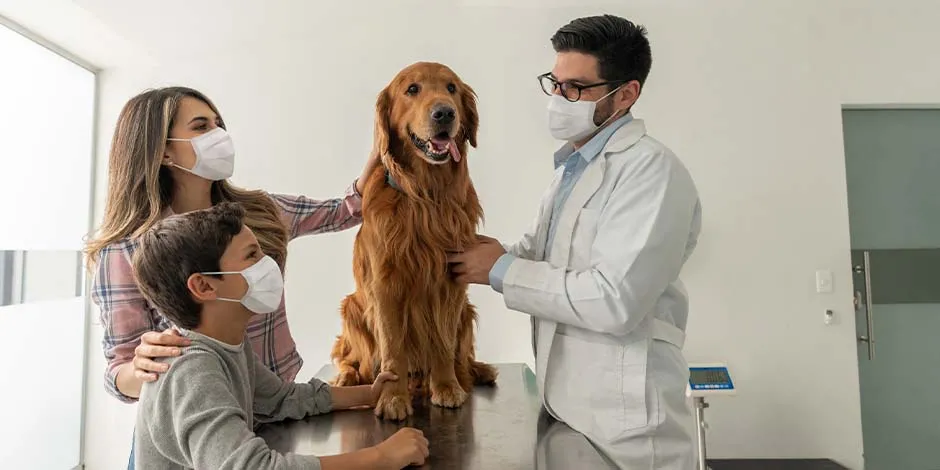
[448,14,702,470]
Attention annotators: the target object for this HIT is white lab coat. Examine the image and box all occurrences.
[501,118,702,469]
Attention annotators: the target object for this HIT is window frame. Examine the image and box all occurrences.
[0,14,100,470]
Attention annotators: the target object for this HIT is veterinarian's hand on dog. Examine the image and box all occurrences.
[447,235,506,285]
[370,371,400,406]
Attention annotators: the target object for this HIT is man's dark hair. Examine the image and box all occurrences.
[551,14,652,89]
[132,202,246,329]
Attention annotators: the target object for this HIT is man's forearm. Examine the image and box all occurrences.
[114,362,142,399]
[329,385,373,410]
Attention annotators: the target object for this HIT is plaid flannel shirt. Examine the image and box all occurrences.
[91,181,363,403]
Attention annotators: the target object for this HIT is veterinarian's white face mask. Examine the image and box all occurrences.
[547,84,625,142]
[202,255,283,314]
[167,127,236,181]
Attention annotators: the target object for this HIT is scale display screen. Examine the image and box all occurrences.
[689,366,734,391]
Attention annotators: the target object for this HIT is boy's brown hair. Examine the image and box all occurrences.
[132,202,246,329]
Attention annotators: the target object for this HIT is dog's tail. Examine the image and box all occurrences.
[331,294,361,361]
[331,294,370,386]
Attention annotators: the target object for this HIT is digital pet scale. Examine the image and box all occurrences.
[687,362,736,470]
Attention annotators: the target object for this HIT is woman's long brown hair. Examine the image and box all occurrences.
[84,87,288,269]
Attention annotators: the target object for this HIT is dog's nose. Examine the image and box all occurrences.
[431,105,456,125]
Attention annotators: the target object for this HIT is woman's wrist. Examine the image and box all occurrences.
[115,362,142,398]
[355,176,366,195]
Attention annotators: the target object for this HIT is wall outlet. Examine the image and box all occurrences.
[816,270,833,293]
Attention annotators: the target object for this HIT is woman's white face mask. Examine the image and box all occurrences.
[547,84,625,142]
[167,127,236,181]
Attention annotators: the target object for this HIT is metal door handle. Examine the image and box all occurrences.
[854,251,875,360]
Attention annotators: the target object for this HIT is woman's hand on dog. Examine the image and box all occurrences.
[356,137,383,194]
[370,371,400,406]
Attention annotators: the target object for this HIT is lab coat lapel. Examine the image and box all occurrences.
[532,172,562,404]
[535,319,556,410]
[534,169,565,261]
[551,158,605,267]
[536,159,605,410]
[531,169,567,409]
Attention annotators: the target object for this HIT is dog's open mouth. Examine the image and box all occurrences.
[410,130,462,163]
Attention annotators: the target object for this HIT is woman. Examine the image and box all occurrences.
[85,86,377,468]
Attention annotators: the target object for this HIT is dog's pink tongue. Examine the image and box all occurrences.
[448,138,461,162]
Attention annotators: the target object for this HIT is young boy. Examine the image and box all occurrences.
[130,202,428,469]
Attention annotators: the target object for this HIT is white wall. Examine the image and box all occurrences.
[47,1,940,469]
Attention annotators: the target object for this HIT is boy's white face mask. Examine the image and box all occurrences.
[201,255,283,314]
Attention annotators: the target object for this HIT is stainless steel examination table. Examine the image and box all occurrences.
[256,363,849,469]
[256,363,619,469]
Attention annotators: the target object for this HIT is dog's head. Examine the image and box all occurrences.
[373,62,479,170]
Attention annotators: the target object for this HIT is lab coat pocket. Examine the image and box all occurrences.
[584,339,649,443]
[613,338,650,434]
[550,332,649,443]
[569,209,600,268]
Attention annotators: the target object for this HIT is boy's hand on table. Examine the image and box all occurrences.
[373,428,429,469]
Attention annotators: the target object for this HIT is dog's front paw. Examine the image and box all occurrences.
[375,392,413,421]
[431,382,469,408]
[332,368,361,386]
[471,360,498,386]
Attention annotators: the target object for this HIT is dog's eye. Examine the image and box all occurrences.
[406,84,420,96]
[447,83,457,94]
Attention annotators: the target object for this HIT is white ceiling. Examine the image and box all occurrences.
[69,0,471,63]
[2,0,665,69]
[0,0,153,69]
[67,0,642,64]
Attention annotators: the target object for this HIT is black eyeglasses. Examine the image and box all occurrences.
[537,73,627,102]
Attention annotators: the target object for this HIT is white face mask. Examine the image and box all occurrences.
[201,255,283,314]
[167,127,235,181]
[547,85,625,142]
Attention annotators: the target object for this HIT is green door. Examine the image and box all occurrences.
[842,108,940,470]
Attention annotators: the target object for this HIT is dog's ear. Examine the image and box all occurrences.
[373,86,392,163]
[460,83,479,148]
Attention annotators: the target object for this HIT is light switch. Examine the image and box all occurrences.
[816,270,833,293]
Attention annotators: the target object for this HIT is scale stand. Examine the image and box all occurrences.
[687,362,736,470]
[694,396,711,470]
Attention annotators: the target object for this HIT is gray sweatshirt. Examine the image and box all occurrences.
[135,330,332,469]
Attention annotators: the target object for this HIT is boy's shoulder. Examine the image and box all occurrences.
[141,337,242,400]
[140,344,225,399]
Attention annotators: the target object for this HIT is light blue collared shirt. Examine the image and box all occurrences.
[490,114,633,293]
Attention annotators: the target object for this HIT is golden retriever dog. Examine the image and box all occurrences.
[330,62,497,420]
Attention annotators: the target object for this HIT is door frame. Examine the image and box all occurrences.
[839,104,940,469]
